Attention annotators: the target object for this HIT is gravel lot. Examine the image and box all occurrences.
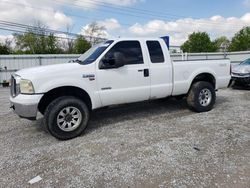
[0,87,249,188]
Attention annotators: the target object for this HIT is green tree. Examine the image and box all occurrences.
[0,42,11,54]
[14,22,62,54]
[181,32,217,53]
[14,32,61,54]
[229,27,250,51]
[73,35,91,54]
[46,34,62,54]
[14,32,36,54]
[213,36,230,52]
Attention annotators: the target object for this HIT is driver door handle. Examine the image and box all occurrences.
[138,69,149,77]
[144,69,149,77]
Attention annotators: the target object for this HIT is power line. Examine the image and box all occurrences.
[0,1,166,34]
[0,23,180,49]
[53,0,180,20]
[0,27,78,41]
[1,1,134,27]
[89,0,184,18]
[53,0,249,28]
[0,21,78,37]
[0,20,106,41]
[4,0,249,30]
[0,0,248,42]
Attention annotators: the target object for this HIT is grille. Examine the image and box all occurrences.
[10,76,16,97]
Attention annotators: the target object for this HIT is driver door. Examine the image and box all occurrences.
[96,40,150,106]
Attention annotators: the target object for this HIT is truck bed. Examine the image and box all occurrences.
[172,59,231,95]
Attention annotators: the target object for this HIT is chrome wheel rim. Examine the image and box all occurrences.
[199,88,212,107]
[57,106,82,132]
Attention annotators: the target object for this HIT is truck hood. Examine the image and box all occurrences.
[15,62,95,93]
[232,64,250,74]
[16,63,87,80]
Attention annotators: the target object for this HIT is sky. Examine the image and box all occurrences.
[0,0,250,45]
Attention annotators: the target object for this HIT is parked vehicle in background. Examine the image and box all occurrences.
[231,58,250,86]
[10,38,231,140]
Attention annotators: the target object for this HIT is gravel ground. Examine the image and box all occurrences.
[0,87,249,188]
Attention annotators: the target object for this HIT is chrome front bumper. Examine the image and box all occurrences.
[10,94,43,120]
[10,102,38,120]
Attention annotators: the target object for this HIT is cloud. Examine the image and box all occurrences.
[0,35,15,48]
[71,0,142,9]
[1,0,250,47]
[0,0,142,31]
[97,18,121,30]
[0,35,13,43]
[0,0,72,30]
[80,18,121,38]
[77,13,250,45]
[128,13,250,45]
[80,24,109,39]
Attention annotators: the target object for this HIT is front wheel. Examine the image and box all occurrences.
[44,96,90,140]
[187,81,216,112]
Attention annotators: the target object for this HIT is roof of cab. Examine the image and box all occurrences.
[109,37,164,41]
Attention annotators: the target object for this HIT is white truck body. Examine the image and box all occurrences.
[9,38,231,139]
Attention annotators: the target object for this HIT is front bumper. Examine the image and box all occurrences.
[10,94,43,120]
[231,75,250,85]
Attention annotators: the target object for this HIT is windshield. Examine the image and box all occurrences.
[240,59,250,65]
[77,40,114,65]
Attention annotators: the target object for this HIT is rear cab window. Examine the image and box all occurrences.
[146,41,165,63]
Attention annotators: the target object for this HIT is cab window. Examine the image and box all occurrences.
[146,41,165,63]
[105,41,144,65]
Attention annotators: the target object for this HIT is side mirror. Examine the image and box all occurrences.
[113,52,125,68]
[100,52,125,69]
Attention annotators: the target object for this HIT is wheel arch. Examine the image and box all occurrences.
[189,72,216,91]
[38,86,92,115]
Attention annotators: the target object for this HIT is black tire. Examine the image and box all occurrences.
[187,81,216,112]
[44,96,90,140]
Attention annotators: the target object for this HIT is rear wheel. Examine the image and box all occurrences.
[187,81,216,112]
[44,96,90,140]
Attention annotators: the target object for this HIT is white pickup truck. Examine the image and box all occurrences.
[10,38,231,140]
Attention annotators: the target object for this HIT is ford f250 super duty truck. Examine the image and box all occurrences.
[10,38,231,140]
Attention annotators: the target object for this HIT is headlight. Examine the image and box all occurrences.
[20,79,35,94]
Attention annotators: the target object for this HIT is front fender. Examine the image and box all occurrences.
[34,78,101,110]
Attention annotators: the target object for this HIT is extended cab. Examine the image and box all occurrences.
[10,38,231,140]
